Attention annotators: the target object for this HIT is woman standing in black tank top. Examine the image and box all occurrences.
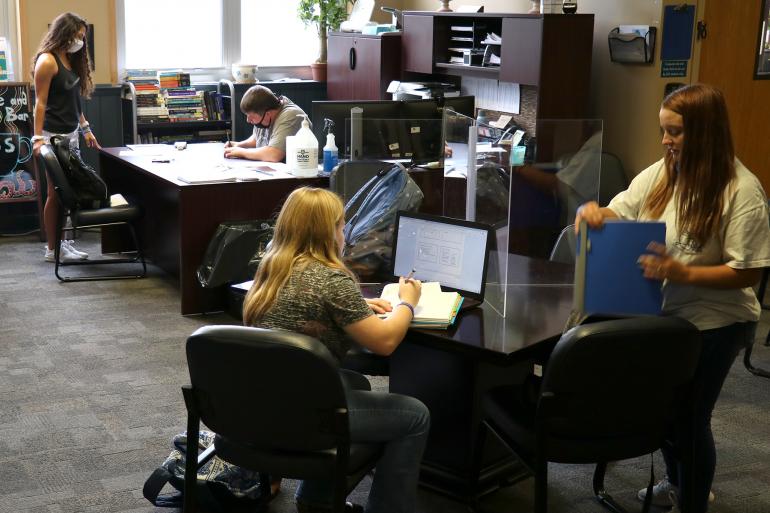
[32,12,100,262]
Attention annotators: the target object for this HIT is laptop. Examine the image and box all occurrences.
[389,211,492,311]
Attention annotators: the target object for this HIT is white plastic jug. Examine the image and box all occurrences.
[290,115,318,177]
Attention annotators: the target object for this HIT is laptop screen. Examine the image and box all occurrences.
[391,212,492,301]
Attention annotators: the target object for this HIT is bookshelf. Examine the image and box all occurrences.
[402,12,594,123]
[121,75,232,145]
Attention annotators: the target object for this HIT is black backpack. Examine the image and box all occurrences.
[50,135,108,208]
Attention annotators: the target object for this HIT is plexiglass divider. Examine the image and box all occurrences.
[442,110,604,317]
[337,118,445,283]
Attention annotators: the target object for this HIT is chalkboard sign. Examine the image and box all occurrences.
[0,82,37,202]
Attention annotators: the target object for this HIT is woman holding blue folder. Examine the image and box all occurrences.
[576,83,770,513]
[243,187,427,513]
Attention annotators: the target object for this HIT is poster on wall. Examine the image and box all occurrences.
[0,82,37,202]
[0,37,11,80]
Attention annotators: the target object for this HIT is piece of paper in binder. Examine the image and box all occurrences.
[573,220,666,317]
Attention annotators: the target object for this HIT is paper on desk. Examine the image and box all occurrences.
[125,144,173,155]
[490,114,512,129]
[475,143,506,153]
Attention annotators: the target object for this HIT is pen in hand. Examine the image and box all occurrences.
[405,268,416,281]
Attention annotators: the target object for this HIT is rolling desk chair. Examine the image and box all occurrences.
[182,325,382,513]
[476,317,701,513]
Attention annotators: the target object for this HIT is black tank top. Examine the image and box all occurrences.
[42,53,81,133]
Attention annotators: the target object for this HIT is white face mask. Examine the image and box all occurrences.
[67,38,84,53]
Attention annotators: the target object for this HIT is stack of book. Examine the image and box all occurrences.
[379,282,463,329]
[125,69,168,123]
[163,87,206,122]
[158,70,191,89]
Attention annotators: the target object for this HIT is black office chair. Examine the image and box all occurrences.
[476,317,701,513]
[182,325,383,513]
[598,152,629,206]
[40,143,146,281]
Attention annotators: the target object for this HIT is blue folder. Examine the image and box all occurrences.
[574,220,666,316]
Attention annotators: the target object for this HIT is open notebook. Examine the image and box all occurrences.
[379,281,463,329]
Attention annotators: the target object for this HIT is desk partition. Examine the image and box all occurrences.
[442,113,603,316]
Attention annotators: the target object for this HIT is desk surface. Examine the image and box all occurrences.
[366,254,574,363]
[101,143,301,186]
[414,254,573,361]
[100,143,327,314]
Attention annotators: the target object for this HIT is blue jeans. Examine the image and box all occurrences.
[662,321,756,513]
[295,378,430,513]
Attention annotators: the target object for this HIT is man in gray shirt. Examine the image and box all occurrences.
[224,85,308,162]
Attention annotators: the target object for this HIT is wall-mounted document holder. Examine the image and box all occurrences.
[608,26,657,64]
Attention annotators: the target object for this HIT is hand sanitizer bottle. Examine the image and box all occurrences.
[290,115,319,177]
[322,132,338,176]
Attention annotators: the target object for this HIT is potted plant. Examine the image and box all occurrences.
[298,0,352,81]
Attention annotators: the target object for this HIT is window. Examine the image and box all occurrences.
[240,0,318,66]
[118,0,315,76]
[122,0,224,69]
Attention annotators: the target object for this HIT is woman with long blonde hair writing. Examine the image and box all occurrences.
[243,187,429,513]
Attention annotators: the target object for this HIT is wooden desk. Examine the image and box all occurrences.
[388,254,575,500]
[99,144,326,315]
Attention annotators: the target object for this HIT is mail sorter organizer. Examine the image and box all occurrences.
[608,26,657,64]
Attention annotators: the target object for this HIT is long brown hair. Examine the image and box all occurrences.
[643,84,736,247]
[31,12,94,98]
[242,188,353,325]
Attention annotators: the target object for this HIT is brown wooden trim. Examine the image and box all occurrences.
[18,0,29,81]
[108,0,118,84]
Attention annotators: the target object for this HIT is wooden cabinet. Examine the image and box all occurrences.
[327,32,402,100]
[401,12,594,119]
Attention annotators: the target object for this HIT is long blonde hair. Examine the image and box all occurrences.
[642,84,735,247]
[242,187,353,325]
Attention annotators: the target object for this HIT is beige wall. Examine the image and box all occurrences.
[400,0,701,178]
[18,0,116,85]
[15,0,704,177]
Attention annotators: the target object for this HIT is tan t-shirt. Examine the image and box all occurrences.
[607,158,770,330]
[252,97,307,155]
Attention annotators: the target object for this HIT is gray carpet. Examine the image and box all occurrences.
[1,233,769,513]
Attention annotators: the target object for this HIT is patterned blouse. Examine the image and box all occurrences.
[254,260,373,361]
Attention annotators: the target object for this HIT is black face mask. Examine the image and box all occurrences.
[255,112,271,129]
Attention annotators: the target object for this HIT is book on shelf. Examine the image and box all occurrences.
[378,282,463,329]
[450,25,474,31]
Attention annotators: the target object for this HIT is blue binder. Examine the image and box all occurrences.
[574,220,666,316]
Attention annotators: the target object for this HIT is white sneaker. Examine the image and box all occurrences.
[637,476,715,507]
[44,243,83,263]
[62,239,89,259]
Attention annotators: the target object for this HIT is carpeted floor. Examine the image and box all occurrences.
[1,232,768,513]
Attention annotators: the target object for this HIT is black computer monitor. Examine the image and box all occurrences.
[311,96,476,163]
